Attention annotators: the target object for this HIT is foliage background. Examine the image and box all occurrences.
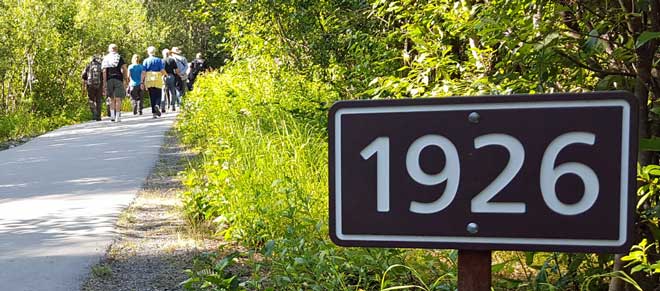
[178,0,660,290]
[0,0,227,143]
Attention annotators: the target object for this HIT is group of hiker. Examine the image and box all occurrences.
[82,44,208,121]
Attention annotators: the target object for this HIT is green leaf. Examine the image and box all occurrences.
[637,192,652,209]
[636,31,660,48]
[631,264,646,274]
[585,29,601,51]
[525,251,535,266]
[491,261,508,273]
[381,285,427,291]
[643,165,660,174]
[539,32,559,49]
[215,252,240,272]
[648,224,660,241]
[294,257,305,265]
[262,240,275,257]
[650,106,660,115]
[639,138,660,151]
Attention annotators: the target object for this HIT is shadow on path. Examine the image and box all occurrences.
[0,113,177,291]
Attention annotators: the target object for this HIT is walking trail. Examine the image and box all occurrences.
[82,128,222,291]
[0,113,176,291]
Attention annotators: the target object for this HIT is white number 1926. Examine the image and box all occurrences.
[360,132,599,216]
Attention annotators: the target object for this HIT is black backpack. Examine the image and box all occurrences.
[87,60,102,88]
[191,59,206,76]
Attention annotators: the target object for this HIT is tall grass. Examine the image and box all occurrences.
[178,58,330,244]
[0,108,86,144]
[177,59,453,289]
[0,97,140,145]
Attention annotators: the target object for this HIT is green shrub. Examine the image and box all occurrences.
[178,59,331,245]
[181,252,243,291]
[0,109,81,144]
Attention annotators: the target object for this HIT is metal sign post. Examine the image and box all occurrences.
[328,92,638,288]
[458,250,492,290]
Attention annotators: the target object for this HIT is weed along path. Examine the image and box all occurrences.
[0,113,176,291]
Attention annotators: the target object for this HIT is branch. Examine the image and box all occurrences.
[619,0,642,34]
[270,9,304,70]
[652,0,660,33]
[554,50,637,77]
[578,2,610,22]
[648,0,660,100]
[558,28,634,53]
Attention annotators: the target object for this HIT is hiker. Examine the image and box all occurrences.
[171,47,188,110]
[188,52,207,91]
[101,44,128,122]
[162,48,178,113]
[127,54,145,115]
[81,55,103,121]
[143,46,167,118]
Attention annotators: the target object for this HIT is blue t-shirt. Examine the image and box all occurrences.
[142,56,164,72]
[128,64,144,86]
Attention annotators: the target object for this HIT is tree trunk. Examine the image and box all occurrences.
[610,71,653,291]
[609,0,656,288]
[608,254,625,291]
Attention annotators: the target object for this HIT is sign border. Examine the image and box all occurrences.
[328,91,638,252]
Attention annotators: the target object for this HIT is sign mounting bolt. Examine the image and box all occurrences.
[468,112,480,123]
[467,222,479,234]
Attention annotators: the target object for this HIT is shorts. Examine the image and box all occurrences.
[106,78,126,98]
[128,85,143,100]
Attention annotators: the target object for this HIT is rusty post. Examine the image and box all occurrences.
[457,250,492,291]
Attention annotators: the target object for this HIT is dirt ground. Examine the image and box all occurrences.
[81,129,222,291]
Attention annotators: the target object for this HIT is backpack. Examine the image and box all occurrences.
[173,56,188,80]
[87,60,102,88]
[191,59,206,76]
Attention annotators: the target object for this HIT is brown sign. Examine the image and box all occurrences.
[329,92,638,252]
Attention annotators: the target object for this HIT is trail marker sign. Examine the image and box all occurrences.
[329,92,637,253]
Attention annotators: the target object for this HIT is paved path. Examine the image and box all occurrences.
[0,113,177,291]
